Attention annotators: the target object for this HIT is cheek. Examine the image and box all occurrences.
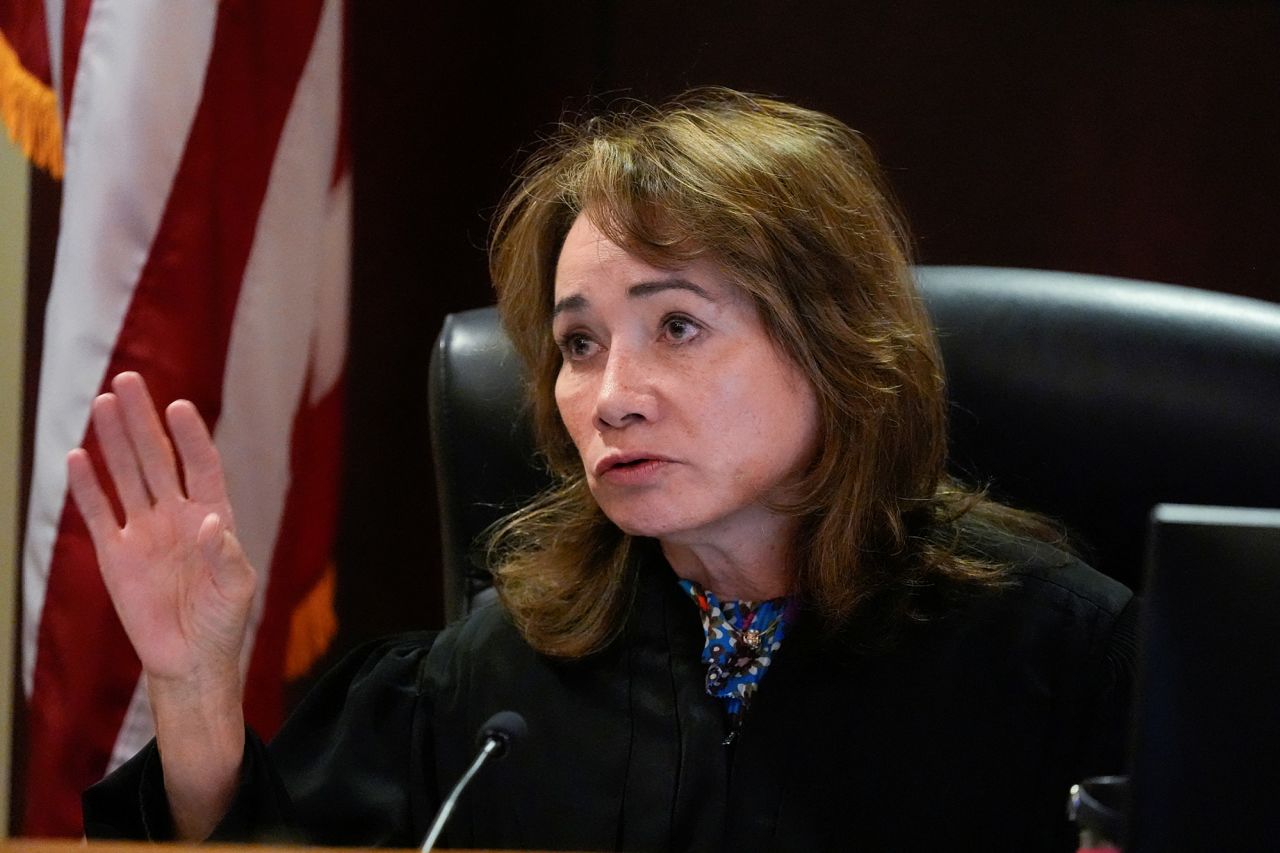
[787,388,822,465]
[748,367,821,472]
[778,363,821,445]
[554,372,592,450]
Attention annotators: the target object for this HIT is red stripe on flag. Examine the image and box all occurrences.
[23,0,326,836]
[243,376,345,734]
[0,1,51,85]
[59,0,91,123]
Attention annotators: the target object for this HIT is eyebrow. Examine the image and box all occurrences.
[551,278,717,317]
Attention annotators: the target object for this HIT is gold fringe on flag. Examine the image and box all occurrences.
[284,562,339,680]
[0,27,63,178]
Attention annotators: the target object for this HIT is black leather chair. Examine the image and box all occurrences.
[430,266,1280,622]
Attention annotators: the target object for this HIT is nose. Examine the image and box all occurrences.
[594,349,656,430]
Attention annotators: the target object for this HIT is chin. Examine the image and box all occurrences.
[602,514,665,538]
[597,501,691,540]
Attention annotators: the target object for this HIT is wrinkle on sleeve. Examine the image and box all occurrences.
[82,738,168,840]
[1081,596,1140,779]
[82,632,440,845]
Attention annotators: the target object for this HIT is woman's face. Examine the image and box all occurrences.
[552,213,820,550]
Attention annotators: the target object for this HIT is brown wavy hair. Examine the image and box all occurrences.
[487,87,1060,658]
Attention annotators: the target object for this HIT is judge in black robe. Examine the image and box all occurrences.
[85,530,1135,852]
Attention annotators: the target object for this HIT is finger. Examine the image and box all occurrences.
[91,394,153,514]
[111,372,184,502]
[166,400,231,511]
[196,513,256,601]
[66,448,121,546]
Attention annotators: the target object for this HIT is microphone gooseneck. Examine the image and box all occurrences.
[420,711,528,853]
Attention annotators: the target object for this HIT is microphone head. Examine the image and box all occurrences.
[477,710,528,760]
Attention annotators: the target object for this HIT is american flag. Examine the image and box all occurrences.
[5,0,349,835]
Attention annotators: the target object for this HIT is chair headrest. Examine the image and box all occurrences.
[430,266,1280,620]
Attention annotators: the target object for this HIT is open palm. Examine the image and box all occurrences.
[67,372,255,692]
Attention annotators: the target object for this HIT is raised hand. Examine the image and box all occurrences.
[68,371,255,689]
[67,371,252,838]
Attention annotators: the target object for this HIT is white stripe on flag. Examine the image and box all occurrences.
[313,170,352,405]
[42,0,65,101]
[103,0,348,768]
[106,676,154,774]
[22,0,219,697]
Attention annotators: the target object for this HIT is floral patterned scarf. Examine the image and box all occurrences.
[678,578,798,739]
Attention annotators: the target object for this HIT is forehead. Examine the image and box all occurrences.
[553,214,635,293]
[553,213,738,305]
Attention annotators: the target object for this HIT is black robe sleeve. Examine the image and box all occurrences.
[83,631,440,845]
[83,536,1138,851]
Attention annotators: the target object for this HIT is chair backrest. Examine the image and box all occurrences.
[429,266,1280,622]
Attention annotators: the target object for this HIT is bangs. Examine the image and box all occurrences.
[555,136,712,271]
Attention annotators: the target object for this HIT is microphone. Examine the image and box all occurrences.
[420,711,528,853]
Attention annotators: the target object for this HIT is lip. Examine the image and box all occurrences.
[593,451,675,479]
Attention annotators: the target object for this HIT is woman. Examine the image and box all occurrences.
[81,88,1134,851]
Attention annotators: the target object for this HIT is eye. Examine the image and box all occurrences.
[661,314,703,344]
[556,331,600,361]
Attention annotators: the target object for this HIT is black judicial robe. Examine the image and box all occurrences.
[84,532,1136,851]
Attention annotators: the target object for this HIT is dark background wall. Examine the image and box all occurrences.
[336,1,1279,660]
[12,0,1273,827]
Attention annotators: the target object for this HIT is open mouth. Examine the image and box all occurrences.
[595,451,673,478]
[597,456,669,479]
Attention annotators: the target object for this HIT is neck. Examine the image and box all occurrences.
[659,524,796,601]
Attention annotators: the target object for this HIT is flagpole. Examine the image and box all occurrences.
[0,131,31,838]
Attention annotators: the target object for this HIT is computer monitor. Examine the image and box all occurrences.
[1129,504,1280,852]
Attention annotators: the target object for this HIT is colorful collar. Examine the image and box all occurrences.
[678,579,798,735]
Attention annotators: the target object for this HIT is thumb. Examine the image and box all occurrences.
[196,513,256,599]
